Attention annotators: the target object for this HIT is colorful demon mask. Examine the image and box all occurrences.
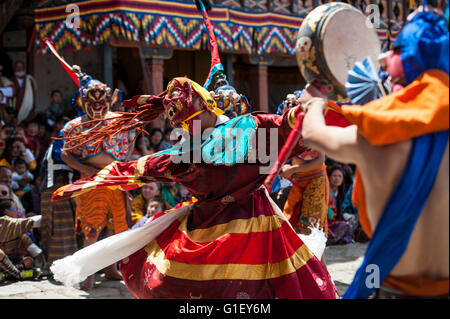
[71,65,122,119]
[276,90,303,115]
[209,73,251,119]
[163,77,223,132]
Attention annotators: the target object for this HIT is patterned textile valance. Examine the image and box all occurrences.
[34,0,393,55]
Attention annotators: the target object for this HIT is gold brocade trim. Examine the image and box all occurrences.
[137,95,150,105]
[179,214,286,243]
[135,155,150,177]
[287,107,298,129]
[144,240,313,281]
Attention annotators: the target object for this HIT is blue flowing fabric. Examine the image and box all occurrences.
[394,12,449,85]
[343,130,449,299]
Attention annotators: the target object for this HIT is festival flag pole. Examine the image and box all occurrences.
[194,0,225,89]
[264,111,304,189]
[42,37,80,88]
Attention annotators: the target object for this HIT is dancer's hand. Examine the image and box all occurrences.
[279,164,295,179]
[82,165,100,177]
[298,83,327,108]
[122,95,152,108]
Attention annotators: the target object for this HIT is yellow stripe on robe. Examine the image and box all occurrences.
[144,239,313,281]
[179,214,287,243]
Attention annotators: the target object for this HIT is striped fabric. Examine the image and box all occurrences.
[34,0,395,54]
[75,187,128,239]
[40,175,77,264]
[0,216,34,257]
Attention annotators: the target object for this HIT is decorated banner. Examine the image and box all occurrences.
[34,0,395,55]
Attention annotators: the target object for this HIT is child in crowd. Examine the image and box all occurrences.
[12,158,34,195]
[132,196,166,229]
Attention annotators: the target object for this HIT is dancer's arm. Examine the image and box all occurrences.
[61,150,99,176]
[52,151,187,201]
[280,152,325,179]
[301,98,367,165]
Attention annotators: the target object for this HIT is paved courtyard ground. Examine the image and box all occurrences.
[0,242,367,299]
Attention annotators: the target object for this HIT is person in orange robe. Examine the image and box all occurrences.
[300,9,448,298]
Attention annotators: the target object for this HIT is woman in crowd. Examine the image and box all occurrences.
[149,128,164,151]
[0,137,37,173]
[130,134,155,161]
[327,164,356,245]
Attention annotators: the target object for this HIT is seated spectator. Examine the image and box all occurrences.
[49,116,67,139]
[0,137,37,172]
[132,196,166,229]
[0,104,15,128]
[20,170,40,218]
[130,182,161,225]
[12,158,34,197]
[341,184,369,243]
[327,164,355,245]
[23,119,44,161]
[0,171,26,215]
[0,124,18,157]
[159,127,174,150]
[34,112,51,151]
[0,199,44,282]
[46,90,66,125]
[130,134,155,161]
[149,128,164,151]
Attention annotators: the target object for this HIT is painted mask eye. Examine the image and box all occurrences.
[171,89,181,98]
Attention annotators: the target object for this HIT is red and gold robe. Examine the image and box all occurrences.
[53,108,339,299]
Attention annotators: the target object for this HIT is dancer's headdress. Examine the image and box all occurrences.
[43,38,122,119]
[393,9,449,85]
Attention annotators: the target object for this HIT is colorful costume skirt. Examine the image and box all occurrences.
[75,187,128,238]
[120,187,338,299]
[283,166,329,235]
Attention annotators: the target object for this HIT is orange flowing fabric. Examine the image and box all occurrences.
[341,70,449,145]
[383,275,449,297]
[345,70,449,296]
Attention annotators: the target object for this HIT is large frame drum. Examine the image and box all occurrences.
[296,3,381,102]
